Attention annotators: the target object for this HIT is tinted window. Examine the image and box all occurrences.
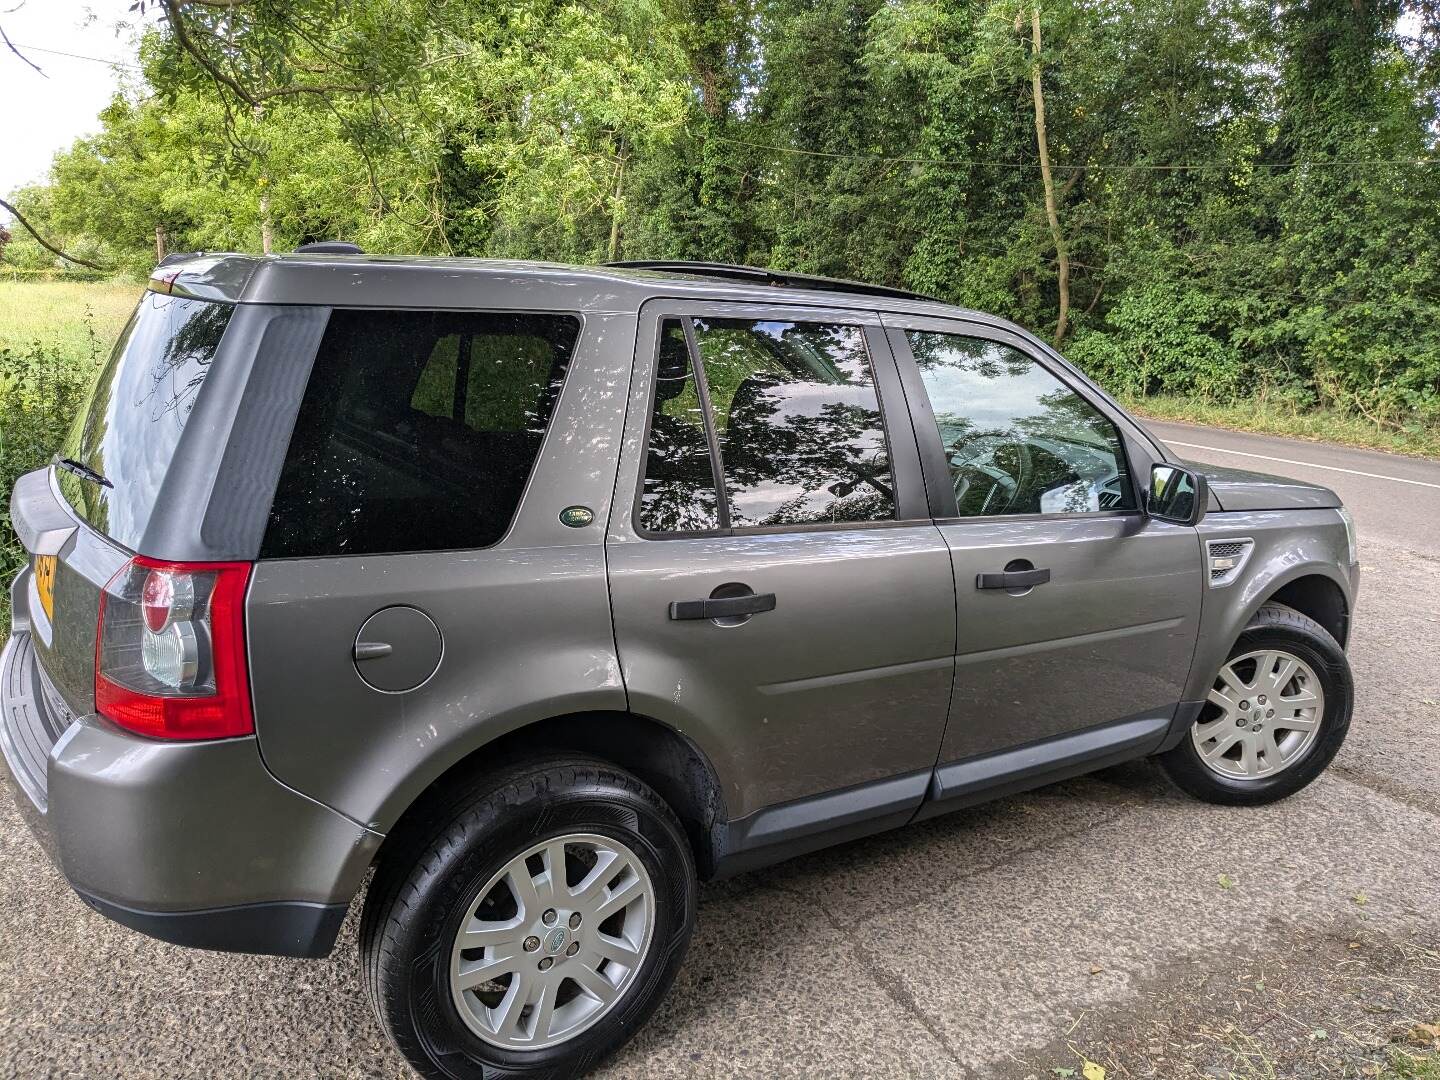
[639,320,722,532]
[640,317,895,532]
[263,310,577,557]
[57,292,233,547]
[907,332,1135,517]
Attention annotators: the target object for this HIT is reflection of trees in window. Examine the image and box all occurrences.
[140,297,231,429]
[701,321,893,528]
[908,330,1134,516]
[910,332,1031,381]
[720,393,892,526]
[640,322,720,532]
[638,319,895,532]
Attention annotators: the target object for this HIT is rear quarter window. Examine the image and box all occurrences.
[261,309,578,558]
[56,292,233,548]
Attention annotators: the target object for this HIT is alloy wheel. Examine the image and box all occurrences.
[1192,648,1325,780]
[449,833,656,1050]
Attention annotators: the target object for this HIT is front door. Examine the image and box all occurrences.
[605,302,956,829]
[885,318,1204,765]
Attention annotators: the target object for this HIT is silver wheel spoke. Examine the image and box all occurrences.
[1276,713,1317,732]
[1217,661,1254,698]
[490,972,533,1039]
[1239,737,1259,776]
[591,932,644,968]
[461,920,524,950]
[506,865,543,922]
[527,979,557,1044]
[537,839,568,904]
[1269,655,1299,693]
[456,944,521,988]
[1206,687,1238,713]
[1261,730,1283,765]
[1194,715,1236,742]
[1281,687,1319,707]
[569,960,619,1005]
[570,850,624,908]
[594,873,646,924]
[1202,730,1242,761]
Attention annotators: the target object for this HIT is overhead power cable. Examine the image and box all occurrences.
[4,41,142,69]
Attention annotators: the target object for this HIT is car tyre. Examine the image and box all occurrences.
[1158,603,1352,806]
[360,756,696,1079]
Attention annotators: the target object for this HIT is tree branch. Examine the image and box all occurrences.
[159,1,371,106]
[0,20,45,76]
[159,0,260,107]
[0,198,111,271]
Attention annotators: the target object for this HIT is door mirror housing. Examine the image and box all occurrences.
[1148,463,1208,526]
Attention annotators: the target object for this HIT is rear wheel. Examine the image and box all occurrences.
[361,757,696,1079]
[1158,603,1352,805]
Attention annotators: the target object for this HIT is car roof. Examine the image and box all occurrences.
[149,252,997,323]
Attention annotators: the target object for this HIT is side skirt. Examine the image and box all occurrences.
[709,710,1175,879]
[914,712,1172,821]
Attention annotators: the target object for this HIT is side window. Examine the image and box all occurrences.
[263,310,578,557]
[639,320,722,532]
[907,331,1135,517]
[639,317,895,532]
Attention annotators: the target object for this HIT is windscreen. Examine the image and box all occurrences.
[55,291,234,549]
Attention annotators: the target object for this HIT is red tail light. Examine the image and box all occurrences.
[95,557,254,740]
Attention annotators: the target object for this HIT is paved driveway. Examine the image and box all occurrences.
[2,422,1437,1079]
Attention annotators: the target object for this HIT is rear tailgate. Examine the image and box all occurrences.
[9,289,237,717]
[11,469,129,717]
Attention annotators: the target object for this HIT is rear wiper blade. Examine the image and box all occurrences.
[54,456,113,489]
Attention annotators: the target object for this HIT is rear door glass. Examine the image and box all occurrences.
[56,292,233,548]
[262,309,578,558]
[639,317,895,532]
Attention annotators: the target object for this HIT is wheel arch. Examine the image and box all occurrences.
[373,710,731,881]
[1261,573,1349,647]
[1182,556,1353,707]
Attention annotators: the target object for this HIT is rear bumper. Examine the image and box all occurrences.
[0,630,381,958]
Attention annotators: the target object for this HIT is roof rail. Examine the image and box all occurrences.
[605,261,940,303]
[295,241,364,255]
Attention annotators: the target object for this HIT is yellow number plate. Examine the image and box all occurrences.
[34,554,56,622]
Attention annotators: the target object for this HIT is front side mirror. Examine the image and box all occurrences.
[1148,463,1208,526]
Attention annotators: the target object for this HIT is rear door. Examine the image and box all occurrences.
[605,302,956,834]
[246,307,631,829]
[884,317,1203,766]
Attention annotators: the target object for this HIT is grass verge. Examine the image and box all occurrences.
[1122,392,1440,460]
[0,279,142,355]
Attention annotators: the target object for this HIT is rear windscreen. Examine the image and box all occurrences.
[56,292,234,549]
[260,309,578,558]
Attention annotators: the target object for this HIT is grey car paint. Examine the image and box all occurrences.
[0,253,1358,961]
[878,313,1205,763]
[0,570,378,950]
[1183,507,1356,707]
[247,312,636,830]
[1194,462,1343,512]
[605,300,955,821]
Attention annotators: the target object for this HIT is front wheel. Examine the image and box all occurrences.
[1158,603,1353,805]
[360,757,696,1079]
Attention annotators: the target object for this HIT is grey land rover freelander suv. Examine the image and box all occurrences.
[2,253,1358,1079]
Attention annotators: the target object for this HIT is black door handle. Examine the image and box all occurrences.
[976,568,1051,590]
[669,593,777,621]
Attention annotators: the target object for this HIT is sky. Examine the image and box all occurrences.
[0,2,153,217]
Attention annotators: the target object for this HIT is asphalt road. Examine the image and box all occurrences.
[1,421,1437,1079]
